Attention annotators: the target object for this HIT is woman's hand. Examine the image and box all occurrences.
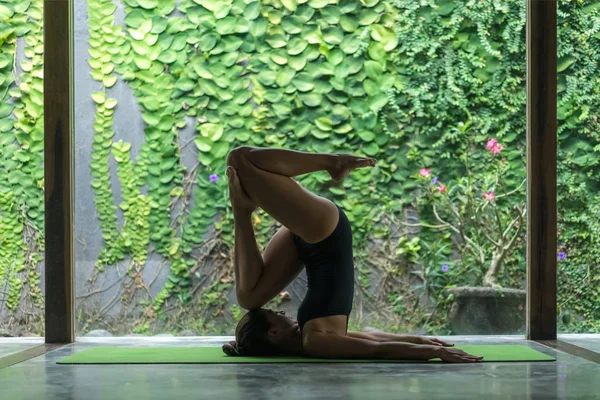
[227,166,257,215]
[433,347,484,363]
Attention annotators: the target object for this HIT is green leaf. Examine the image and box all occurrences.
[364,60,383,80]
[195,136,212,152]
[158,116,175,131]
[287,37,308,55]
[359,9,379,25]
[281,0,298,11]
[281,17,302,34]
[0,54,11,68]
[358,130,375,142]
[362,0,380,6]
[340,36,360,54]
[216,17,236,35]
[323,27,344,45]
[583,2,600,12]
[289,54,307,70]
[125,10,145,28]
[100,1,117,16]
[134,56,152,70]
[340,14,358,32]
[199,33,217,52]
[435,0,455,16]
[158,50,177,64]
[315,117,333,131]
[212,141,230,158]
[293,122,312,138]
[299,93,322,107]
[142,113,160,126]
[105,99,118,110]
[257,70,276,86]
[270,50,288,65]
[200,123,224,141]
[249,19,267,37]
[368,42,386,61]
[363,142,379,156]
[292,73,314,92]
[311,128,329,139]
[103,75,118,88]
[308,0,330,8]
[266,34,287,48]
[91,92,106,104]
[371,25,398,51]
[557,56,576,73]
[264,90,283,103]
[137,0,158,9]
[370,93,388,111]
[275,68,296,87]
[193,60,213,79]
[176,78,195,91]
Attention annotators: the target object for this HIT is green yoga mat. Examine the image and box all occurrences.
[57,345,555,364]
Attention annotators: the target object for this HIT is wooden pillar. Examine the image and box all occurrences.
[44,0,74,343]
[526,0,557,340]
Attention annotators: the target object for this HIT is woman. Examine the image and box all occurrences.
[222,146,483,363]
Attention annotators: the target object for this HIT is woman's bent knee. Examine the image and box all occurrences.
[227,146,254,169]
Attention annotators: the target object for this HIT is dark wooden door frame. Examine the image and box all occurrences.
[40,0,557,343]
[44,0,74,344]
[526,0,557,341]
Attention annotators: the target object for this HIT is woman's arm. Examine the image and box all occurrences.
[303,333,482,363]
[227,167,264,307]
[233,210,264,305]
[348,331,454,347]
[348,331,419,343]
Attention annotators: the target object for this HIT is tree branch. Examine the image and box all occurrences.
[496,178,527,200]
[482,229,501,247]
[504,206,526,251]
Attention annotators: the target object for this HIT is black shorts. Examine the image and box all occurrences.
[292,205,354,331]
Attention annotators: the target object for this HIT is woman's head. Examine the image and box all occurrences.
[222,308,301,357]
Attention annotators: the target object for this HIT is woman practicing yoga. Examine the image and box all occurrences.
[222,146,483,363]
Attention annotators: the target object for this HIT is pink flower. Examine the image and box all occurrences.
[486,138,498,150]
[486,138,503,155]
[483,191,495,201]
[419,168,431,178]
[438,185,446,194]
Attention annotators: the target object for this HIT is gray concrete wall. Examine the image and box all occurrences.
[72,1,312,332]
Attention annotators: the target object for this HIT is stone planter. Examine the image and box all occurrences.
[444,287,526,335]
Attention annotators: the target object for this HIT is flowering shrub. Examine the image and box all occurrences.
[410,128,526,288]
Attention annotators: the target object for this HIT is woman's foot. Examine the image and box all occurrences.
[327,154,376,183]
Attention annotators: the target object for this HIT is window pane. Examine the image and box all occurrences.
[74,0,527,338]
[557,0,600,335]
[0,0,45,339]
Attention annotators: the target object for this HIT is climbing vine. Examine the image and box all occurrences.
[0,0,44,331]
[1,0,599,335]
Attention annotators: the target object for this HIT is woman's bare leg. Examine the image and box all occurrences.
[228,146,375,241]
[227,146,340,243]
[244,147,375,181]
[228,146,375,308]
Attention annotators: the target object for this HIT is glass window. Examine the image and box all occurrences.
[74,0,527,338]
[557,0,600,335]
[0,0,45,339]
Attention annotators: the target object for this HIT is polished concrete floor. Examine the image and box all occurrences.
[1,336,599,400]
[0,337,43,358]
[559,334,600,353]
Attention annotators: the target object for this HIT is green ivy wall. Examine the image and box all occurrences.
[0,0,599,335]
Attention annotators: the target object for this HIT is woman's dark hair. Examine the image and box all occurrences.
[222,308,282,357]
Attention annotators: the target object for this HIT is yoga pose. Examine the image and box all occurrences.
[222,147,483,363]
